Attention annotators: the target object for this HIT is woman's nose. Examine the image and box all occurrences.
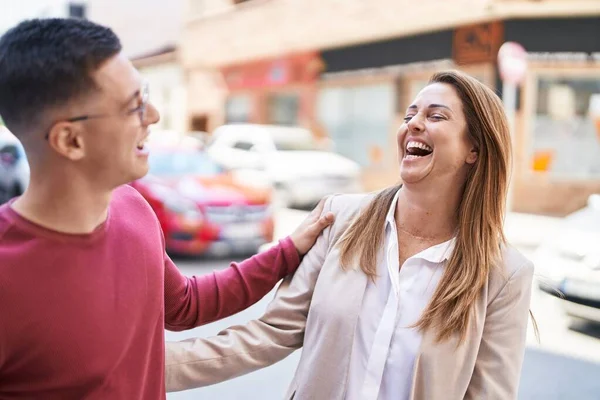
[407,114,425,132]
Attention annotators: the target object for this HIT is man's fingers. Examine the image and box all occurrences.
[309,197,327,218]
[309,211,334,233]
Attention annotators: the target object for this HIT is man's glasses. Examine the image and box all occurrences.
[44,82,150,140]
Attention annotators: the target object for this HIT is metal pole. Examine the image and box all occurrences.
[503,81,517,213]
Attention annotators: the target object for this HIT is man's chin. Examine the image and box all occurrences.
[121,166,149,186]
[131,169,149,183]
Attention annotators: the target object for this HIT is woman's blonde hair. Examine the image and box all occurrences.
[339,70,512,343]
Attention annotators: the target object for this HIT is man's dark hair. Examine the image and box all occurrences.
[0,18,122,136]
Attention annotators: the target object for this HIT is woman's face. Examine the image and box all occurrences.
[397,82,478,185]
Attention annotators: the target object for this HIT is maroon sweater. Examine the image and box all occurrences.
[0,185,300,399]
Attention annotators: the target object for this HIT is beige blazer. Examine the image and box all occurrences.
[165,193,534,400]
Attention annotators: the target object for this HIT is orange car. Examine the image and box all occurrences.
[131,147,274,256]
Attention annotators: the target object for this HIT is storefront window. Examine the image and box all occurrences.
[225,95,252,123]
[318,84,394,167]
[531,76,600,178]
[267,93,299,126]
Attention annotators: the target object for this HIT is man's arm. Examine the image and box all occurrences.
[465,262,534,400]
[164,198,334,331]
[164,196,335,392]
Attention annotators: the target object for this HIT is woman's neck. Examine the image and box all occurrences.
[395,182,462,241]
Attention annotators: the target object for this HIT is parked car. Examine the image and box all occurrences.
[0,127,29,204]
[131,144,275,257]
[207,124,362,208]
[535,194,600,324]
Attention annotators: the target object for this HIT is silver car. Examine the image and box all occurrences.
[0,128,29,204]
[207,124,362,208]
[535,194,600,324]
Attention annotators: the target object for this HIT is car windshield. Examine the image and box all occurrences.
[149,151,223,177]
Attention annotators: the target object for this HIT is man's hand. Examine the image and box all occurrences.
[289,198,335,256]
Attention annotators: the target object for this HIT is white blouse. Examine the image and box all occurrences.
[346,190,455,400]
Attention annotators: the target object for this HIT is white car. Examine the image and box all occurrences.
[207,124,362,208]
[0,127,29,204]
[535,194,600,324]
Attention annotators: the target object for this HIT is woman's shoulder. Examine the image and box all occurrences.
[322,192,377,242]
[488,244,535,295]
[326,192,376,216]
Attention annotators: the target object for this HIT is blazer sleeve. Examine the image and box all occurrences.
[164,196,335,392]
[465,261,535,400]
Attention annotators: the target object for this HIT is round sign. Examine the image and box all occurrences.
[498,42,528,85]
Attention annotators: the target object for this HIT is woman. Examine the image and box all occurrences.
[165,70,535,400]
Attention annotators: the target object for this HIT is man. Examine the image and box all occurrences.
[0,18,333,399]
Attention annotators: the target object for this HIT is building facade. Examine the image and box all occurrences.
[182,0,600,215]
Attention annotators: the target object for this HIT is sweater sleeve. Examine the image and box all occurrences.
[163,237,300,331]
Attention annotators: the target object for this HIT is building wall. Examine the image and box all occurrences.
[505,17,600,214]
[181,0,599,68]
[88,0,183,58]
[186,69,227,132]
[182,0,600,215]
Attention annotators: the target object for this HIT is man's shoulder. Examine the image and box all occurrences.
[0,202,18,242]
[113,184,147,204]
[111,184,160,227]
[112,184,153,213]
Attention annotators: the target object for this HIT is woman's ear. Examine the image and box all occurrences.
[466,147,478,165]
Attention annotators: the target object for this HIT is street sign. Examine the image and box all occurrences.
[497,41,527,212]
[498,41,528,85]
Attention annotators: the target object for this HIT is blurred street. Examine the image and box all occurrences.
[166,208,600,400]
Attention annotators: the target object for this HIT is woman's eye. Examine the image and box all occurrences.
[430,115,445,121]
[403,115,414,122]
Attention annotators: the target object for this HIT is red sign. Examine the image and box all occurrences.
[221,52,323,91]
[498,42,528,85]
[453,22,504,65]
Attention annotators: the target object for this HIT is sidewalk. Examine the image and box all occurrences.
[504,212,563,249]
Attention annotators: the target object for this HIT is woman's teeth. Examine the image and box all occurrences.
[405,141,433,157]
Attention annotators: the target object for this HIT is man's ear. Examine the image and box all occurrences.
[47,122,85,161]
[466,146,478,165]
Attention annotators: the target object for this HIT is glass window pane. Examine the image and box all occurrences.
[225,95,252,123]
[267,94,299,126]
[531,77,600,178]
[318,84,394,167]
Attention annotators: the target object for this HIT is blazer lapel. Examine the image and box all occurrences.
[337,248,380,399]
[334,254,370,399]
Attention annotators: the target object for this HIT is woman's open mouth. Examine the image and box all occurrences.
[404,141,433,160]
